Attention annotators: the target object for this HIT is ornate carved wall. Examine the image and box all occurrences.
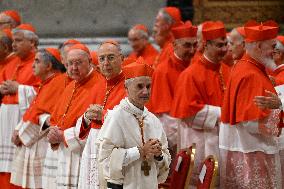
[193,0,284,31]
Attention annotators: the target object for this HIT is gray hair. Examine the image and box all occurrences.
[159,9,175,25]
[230,28,244,45]
[125,78,135,87]
[98,41,122,54]
[37,49,66,72]
[1,13,19,27]
[12,29,39,47]
[276,40,284,52]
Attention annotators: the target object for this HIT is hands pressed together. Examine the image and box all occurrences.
[84,104,103,121]
[0,80,19,95]
[139,138,162,160]
[47,126,64,144]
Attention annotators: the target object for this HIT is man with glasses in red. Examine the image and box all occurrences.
[76,40,127,189]
[170,21,228,187]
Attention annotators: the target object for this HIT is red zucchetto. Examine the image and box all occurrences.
[67,43,90,55]
[123,57,153,79]
[45,48,62,63]
[2,10,21,24]
[16,23,36,33]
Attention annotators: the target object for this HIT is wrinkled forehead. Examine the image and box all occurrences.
[97,43,120,56]
[128,29,144,38]
[12,30,25,39]
[131,76,152,84]
[176,37,197,44]
[66,49,89,60]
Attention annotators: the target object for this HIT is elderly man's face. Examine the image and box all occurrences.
[12,31,34,58]
[98,43,122,79]
[154,11,170,35]
[66,49,91,82]
[174,37,197,61]
[32,52,50,78]
[128,29,148,53]
[206,37,228,62]
[260,39,276,61]
[126,76,151,109]
[0,13,12,30]
[273,43,284,66]
[259,39,277,70]
[228,33,245,60]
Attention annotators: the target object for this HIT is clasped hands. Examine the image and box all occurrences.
[84,104,103,121]
[139,139,162,160]
[47,126,64,150]
[0,80,19,95]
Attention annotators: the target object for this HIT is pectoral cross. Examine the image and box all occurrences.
[141,160,151,176]
[133,114,151,177]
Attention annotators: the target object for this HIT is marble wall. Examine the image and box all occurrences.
[0,0,165,37]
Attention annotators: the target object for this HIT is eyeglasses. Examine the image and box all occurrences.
[98,54,118,63]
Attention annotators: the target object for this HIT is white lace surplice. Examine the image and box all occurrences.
[219,109,282,189]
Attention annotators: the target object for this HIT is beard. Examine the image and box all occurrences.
[261,56,277,71]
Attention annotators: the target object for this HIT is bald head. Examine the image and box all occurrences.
[128,28,149,54]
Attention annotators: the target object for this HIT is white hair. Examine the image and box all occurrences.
[159,9,175,25]
[0,13,18,27]
[12,29,39,47]
[276,40,284,52]
[229,28,244,45]
[245,40,277,70]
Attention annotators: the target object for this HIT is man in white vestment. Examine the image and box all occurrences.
[98,61,170,189]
